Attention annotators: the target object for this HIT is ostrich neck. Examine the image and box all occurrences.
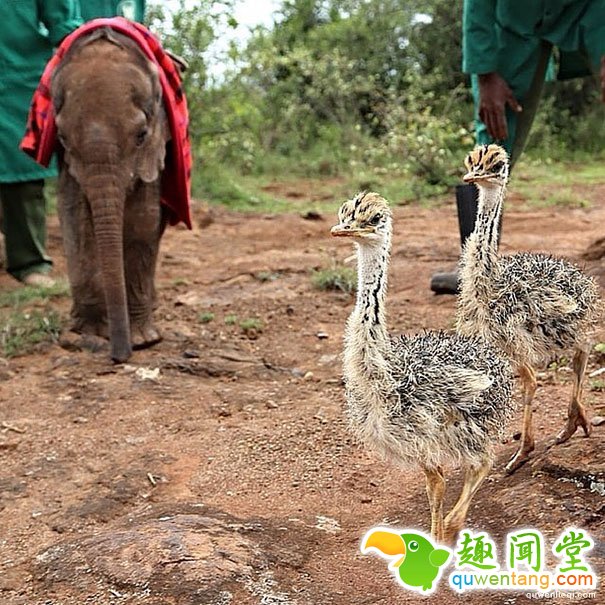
[344,233,393,381]
[460,182,505,299]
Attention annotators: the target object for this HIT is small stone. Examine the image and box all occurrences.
[175,291,204,307]
[291,368,305,378]
[302,211,324,221]
[316,332,329,340]
[286,306,295,316]
[183,350,200,359]
[591,416,605,427]
[135,367,161,382]
[304,371,314,381]
[73,417,88,424]
[318,354,338,366]
[361,496,373,504]
[266,400,278,410]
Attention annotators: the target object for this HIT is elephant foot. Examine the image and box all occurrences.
[71,317,109,340]
[60,330,109,354]
[131,323,162,350]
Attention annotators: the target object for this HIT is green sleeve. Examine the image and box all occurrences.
[462,0,498,75]
[38,0,82,46]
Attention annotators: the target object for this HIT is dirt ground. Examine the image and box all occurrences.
[1,182,604,605]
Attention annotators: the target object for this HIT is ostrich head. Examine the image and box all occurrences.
[463,145,509,188]
[331,192,392,243]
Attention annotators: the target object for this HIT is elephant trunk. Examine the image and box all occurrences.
[82,154,131,363]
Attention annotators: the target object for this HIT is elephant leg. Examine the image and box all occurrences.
[57,169,108,338]
[123,180,163,349]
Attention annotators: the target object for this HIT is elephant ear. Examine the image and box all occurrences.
[135,62,170,184]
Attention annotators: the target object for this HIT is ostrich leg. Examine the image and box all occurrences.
[506,364,537,474]
[443,459,491,545]
[423,467,446,542]
[556,347,591,444]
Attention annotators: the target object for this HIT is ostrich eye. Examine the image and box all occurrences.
[368,214,382,226]
[408,541,419,552]
[136,128,149,147]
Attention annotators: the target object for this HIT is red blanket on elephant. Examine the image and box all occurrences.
[21,18,192,229]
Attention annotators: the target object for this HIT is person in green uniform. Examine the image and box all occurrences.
[0,2,81,286]
[80,0,146,23]
[430,0,605,294]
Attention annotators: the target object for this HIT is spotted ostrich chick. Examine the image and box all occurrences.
[332,192,514,544]
[457,145,602,474]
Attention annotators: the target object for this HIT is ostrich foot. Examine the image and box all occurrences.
[555,405,591,444]
[131,322,162,350]
[505,441,534,475]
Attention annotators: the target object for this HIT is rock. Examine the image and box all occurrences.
[175,291,205,307]
[591,416,605,427]
[318,354,338,366]
[301,211,324,221]
[33,505,308,603]
[316,332,329,340]
[0,567,28,592]
[135,367,161,382]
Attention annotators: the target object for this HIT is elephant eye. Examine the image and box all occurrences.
[136,128,149,147]
[408,541,419,552]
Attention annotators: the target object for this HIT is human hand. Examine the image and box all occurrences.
[478,72,523,141]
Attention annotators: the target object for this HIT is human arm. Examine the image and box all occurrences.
[37,0,81,46]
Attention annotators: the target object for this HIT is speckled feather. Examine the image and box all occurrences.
[346,330,514,469]
[457,145,602,366]
[337,192,515,472]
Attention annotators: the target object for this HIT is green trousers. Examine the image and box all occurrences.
[0,180,52,281]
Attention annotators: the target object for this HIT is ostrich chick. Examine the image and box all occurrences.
[458,145,602,474]
[332,192,514,544]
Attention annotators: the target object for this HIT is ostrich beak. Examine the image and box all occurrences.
[463,172,501,185]
[331,224,374,238]
[362,530,407,567]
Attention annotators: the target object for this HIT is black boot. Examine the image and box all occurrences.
[430,184,479,295]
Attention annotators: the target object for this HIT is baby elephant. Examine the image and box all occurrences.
[51,28,177,362]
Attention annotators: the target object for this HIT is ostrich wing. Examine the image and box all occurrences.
[440,366,494,412]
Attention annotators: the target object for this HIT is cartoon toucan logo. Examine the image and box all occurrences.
[361,528,451,594]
